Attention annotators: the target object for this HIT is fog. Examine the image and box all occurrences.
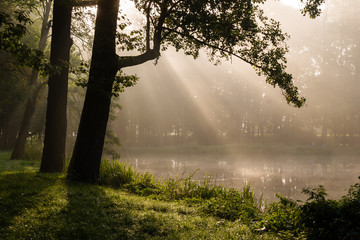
[106,0,360,200]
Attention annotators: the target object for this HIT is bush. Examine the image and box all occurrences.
[23,136,43,161]
[301,179,360,240]
[258,195,304,239]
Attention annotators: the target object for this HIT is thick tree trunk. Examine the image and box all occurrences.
[40,0,72,173]
[67,0,119,183]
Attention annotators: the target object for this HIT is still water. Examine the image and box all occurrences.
[121,153,360,201]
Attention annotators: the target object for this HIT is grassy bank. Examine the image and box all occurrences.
[0,152,277,240]
[1,151,359,239]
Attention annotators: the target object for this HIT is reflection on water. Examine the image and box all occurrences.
[121,153,360,201]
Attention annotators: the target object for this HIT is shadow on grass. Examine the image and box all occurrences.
[0,172,58,233]
[57,180,177,240]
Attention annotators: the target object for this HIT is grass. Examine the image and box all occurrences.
[1,150,359,239]
[0,151,278,240]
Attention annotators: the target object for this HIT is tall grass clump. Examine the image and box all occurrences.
[99,159,160,195]
[202,185,260,223]
[161,172,226,201]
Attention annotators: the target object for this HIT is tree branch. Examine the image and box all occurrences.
[162,26,263,69]
[73,0,98,7]
[146,1,151,51]
[117,49,160,69]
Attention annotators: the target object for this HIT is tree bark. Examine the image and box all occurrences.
[67,0,119,182]
[40,0,72,172]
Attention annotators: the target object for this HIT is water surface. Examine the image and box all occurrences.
[121,153,360,201]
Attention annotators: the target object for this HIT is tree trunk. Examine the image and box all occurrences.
[40,0,72,173]
[67,0,119,183]
[0,108,17,150]
[11,83,44,159]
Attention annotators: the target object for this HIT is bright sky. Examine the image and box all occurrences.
[280,0,302,9]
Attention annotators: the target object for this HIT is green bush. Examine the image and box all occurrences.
[23,136,43,161]
[259,178,360,239]
[258,195,304,239]
[301,179,360,240]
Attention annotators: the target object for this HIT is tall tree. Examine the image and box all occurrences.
[68,0,324,182]
[68,0,120,182]
[40,0,72,172]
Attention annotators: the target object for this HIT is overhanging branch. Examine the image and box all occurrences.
[73,0,98,7]
[162,27,263,69]
[117,49,160,68]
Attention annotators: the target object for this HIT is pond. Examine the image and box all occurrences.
[121,153,360,201]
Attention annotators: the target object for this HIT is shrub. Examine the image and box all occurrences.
[301,178,360,240]
[23,136,43,161]
[258,194,304,239]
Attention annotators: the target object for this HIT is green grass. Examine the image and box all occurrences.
[1,151,359,239]
[0,152,279,240]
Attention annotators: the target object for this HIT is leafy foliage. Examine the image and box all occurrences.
[258,195,305,239]
[0,8,50,73]
[127,0,308,107]
[301,0,326,18]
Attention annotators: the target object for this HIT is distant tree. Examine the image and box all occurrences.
[68,0,325,182]
[11,0,52,160]
[0,0,49,149]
